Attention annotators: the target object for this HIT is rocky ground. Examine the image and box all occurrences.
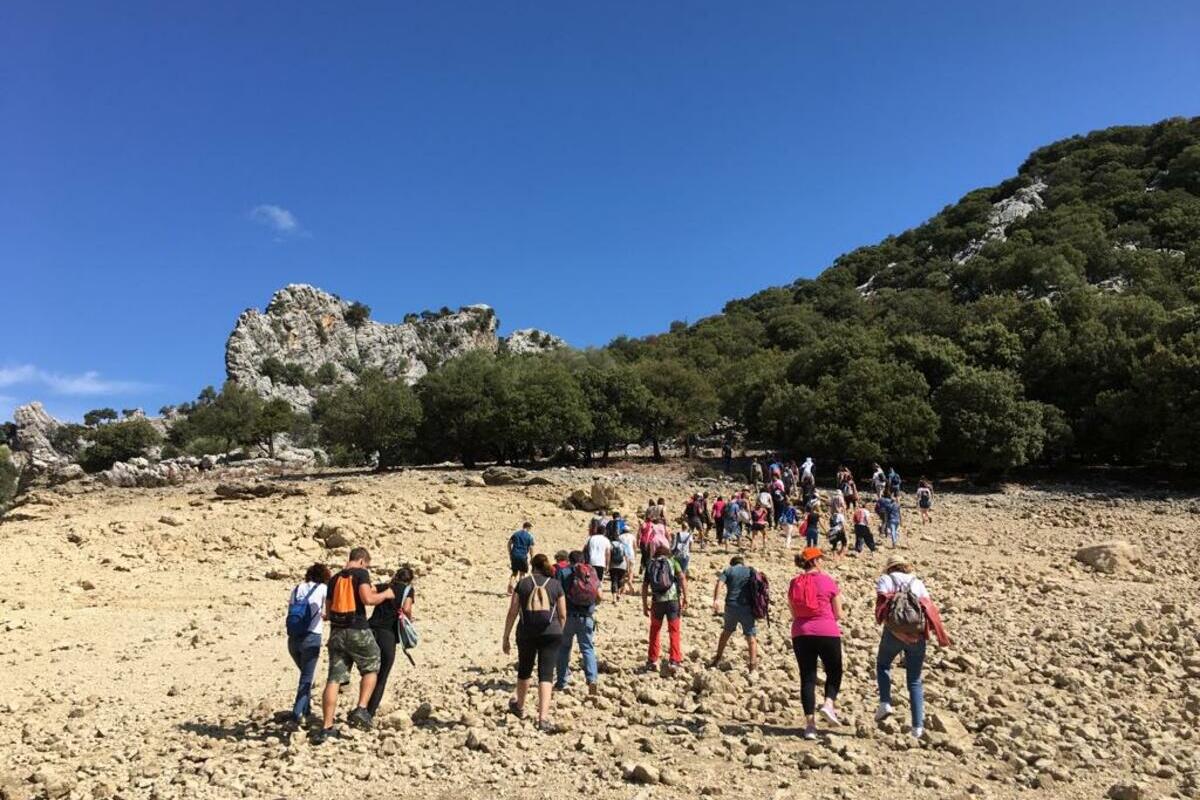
[1,462,1198,800]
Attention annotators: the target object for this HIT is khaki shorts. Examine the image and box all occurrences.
[326,627,381,684]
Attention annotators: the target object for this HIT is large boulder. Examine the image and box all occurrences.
[502,328,567,354]
[589,479,623,511]
[12,402,70,470]
[481,466,529,486]
[1074,541,1141,574]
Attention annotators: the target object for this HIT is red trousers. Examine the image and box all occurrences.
[648,610,682,664]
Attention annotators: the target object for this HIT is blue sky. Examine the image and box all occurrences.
[3,1,1198,421]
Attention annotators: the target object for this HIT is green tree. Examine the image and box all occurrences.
[79,419,163,473]
[932,368,1046,473]
[251,398,299,458]
[415,350,500,467]
[83,408,118,426]
[185,381,264,455]
[632,359,719,461]
[576,363,652,464]
[0,445,18,509]
[495,356,592,463]
[314,369,422,470]
[345,301,371,328]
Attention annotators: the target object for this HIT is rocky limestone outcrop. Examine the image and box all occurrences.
[12,402,70,470]
[502,328,566,354]
[225,284,566,410]
[954,179,1047,263]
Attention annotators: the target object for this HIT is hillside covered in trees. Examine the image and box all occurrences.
[10,117,1200,487]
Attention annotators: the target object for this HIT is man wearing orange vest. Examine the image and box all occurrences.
[315,547,395,744]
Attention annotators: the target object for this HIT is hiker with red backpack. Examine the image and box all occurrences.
[554,551,601,696]
[503,554,567,731]
[874,555,951,739]
[788,547,843,740]
[708,555,763,671]
[315,548,397,744]
[642,545,688,674]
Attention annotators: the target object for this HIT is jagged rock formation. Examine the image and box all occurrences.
[225,284,564,410]
[953,179,1047,263]
[12,402,70,470]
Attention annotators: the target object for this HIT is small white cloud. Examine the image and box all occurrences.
[0,364,150,397]
[249,204,308,239]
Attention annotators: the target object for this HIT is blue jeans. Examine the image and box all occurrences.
[887,521,899,546]
[876,628,926,728]
[556,615,598,688]
[287,632,323,720]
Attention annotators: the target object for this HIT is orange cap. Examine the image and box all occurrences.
[802,546,823,562]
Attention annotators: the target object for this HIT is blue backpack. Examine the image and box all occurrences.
[285,583,321,638]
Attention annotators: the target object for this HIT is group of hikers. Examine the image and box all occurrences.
[284,456,949,747]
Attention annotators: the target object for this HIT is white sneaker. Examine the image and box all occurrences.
[819,701,840,725]
[802,725,818,740]
[874,703,893,722]
[911,726,924,739]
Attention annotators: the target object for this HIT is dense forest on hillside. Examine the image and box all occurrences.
[26,117,1200,480]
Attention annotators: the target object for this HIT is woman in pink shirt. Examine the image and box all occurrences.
[788,547,844,740]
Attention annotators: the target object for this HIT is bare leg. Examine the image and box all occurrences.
[514,678,530,712]
[321,682,339,729]
[357,673,377,710]
[747,636,759,670]
[537,681,553,723]
[711,629,733,665]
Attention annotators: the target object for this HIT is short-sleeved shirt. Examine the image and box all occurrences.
[790,572,842,638]
[585,534,612,568]
[290,581,327,635]
[555,566,595,617]
[781,506,797,524]
[672,530,693,559]
[876,572,929,599]
[618,533,636,565]
[515,575,564,640]
[805,511,821,531]
[509,529,534,560]
[852,508,871,527]
[327,568,371,630]
[720,564,755,608]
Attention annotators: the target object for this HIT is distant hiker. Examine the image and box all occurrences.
[874,556,951,739]
[887,467,902,497]
[507,522,535,595]
[842,475,859,510]
[584,524,612,585]
[722,441,733,473]
[879,491,901,547]
[780,500,798,549]
[711,495,727,546]
[503,554,567,730]
[870,463,886,498]
[709,555,759,671]
[751,460,764,488]
[315,548,396,743]
[366,564,415,717]
[917,478,933,524]
[650,497,667,525]
[852,505,877,553]
[827,509,848,555]
[672,524,695,576]
[723,496,742,548]
[617,524,637,598]
[698,492,712,548]
[685,493,704,537]
[789,548,843,739]
[642,545,687,674]
[284,562,330,728]
[828,485,845,515]
[554,550,570,573]
[750,505,769,551]
[554,551,600,696]
[803,503,822,549]
[604,510,625,540]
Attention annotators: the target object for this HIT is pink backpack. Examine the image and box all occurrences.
[789,573,821,618]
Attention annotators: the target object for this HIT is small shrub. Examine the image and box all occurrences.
[0,445,18,509]
[345,302,371,329]
[315,362,339,385]
[79,418,162,473]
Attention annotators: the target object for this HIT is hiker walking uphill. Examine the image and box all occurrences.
[917,478,934,524]
[874,556,951,739]
[315,548,397,744]
[366,564,416,718]
[642,545,688,674]
[709,555,761,671]
[507,522,535,595]
[789,548,843,740]
[284,563,330,729]
[554,551,601,695]
[503,554,567,730]
[584,524,612,585]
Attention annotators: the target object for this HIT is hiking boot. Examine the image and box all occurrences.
[346,707,373,730]
[874,703,894,722]
[311,727,337,745]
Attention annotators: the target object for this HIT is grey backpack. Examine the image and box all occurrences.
[885,575,925,636]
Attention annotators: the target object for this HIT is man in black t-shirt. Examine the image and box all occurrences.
[316,547,395,744]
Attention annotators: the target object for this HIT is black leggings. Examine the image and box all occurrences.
[367,627,397,716]
[792,635,843,715]
[516,634,562,683]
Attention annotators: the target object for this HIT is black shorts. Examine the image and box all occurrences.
[609,567,627,589]
[516,634,561,683]
[510,556,529,574]
[593,566,606,584]
[687,516,703,531]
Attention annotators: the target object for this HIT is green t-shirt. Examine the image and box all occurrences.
[643,557,683,603]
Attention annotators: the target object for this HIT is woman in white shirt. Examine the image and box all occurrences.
[286,563,330,727]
